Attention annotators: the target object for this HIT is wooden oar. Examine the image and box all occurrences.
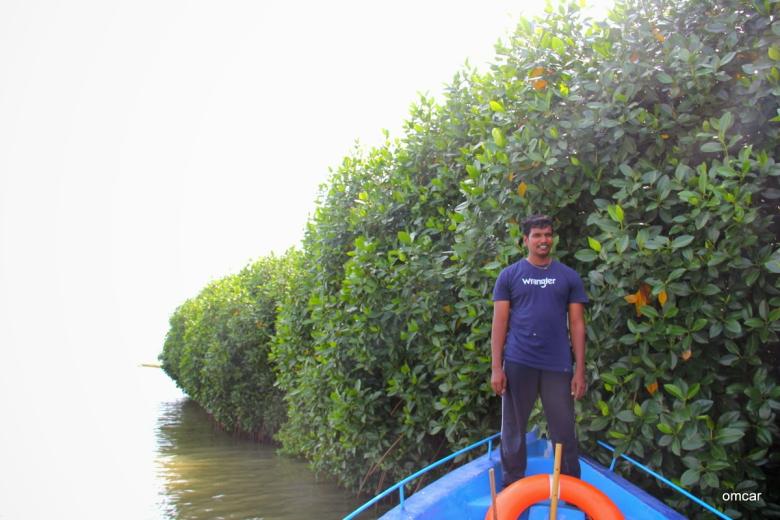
[489,468,498,520]
[550,443,563,520]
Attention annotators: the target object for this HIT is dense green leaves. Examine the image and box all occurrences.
[270,0,778,514]
[159,252,296,440]
[161,0,780,516]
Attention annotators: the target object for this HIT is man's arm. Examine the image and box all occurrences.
[491,300,510,395]
[568,302,586,400]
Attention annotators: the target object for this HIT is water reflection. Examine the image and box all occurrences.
[155,398,365,520]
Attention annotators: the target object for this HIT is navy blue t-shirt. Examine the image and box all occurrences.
[492,259,588,372]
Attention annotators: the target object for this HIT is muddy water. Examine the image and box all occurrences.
[0,366,378,520]
[155,397,366,519]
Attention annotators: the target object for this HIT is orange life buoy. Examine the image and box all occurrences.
[484,474,624,520]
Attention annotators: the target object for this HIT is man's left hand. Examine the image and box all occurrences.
[571,372,586,400]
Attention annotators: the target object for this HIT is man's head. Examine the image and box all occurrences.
[521,214,554,237]
[521,214,554,262]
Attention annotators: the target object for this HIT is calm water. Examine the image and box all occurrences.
[0,365,372,520]
[155,397,367,519]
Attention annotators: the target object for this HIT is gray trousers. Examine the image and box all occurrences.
[500,361,580,486]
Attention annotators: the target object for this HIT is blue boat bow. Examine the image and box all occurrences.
[345,430,731,519]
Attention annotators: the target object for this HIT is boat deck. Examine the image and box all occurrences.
[380,437,685,520]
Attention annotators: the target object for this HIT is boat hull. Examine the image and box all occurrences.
[379,433,685,520]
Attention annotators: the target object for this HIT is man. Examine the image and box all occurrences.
[491,214,588,487]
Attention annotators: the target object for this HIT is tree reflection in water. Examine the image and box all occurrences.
[154,398,364,520]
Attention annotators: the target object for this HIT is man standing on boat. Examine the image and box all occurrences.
[490,214,588,487]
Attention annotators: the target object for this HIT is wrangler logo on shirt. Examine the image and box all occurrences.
[521,277,557,288]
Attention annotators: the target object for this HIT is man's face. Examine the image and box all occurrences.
[523,225,554,258]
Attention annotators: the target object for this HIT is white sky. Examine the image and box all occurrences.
[0,0,611,391]
[1,0,586,368]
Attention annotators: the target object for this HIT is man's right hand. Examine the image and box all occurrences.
[491,366,506,396]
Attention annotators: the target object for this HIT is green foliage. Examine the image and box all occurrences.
[160,251,297,440]
[162,0,779,516]
[271,0,779,516]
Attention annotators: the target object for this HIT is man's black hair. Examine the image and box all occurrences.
[521,214,554,236]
